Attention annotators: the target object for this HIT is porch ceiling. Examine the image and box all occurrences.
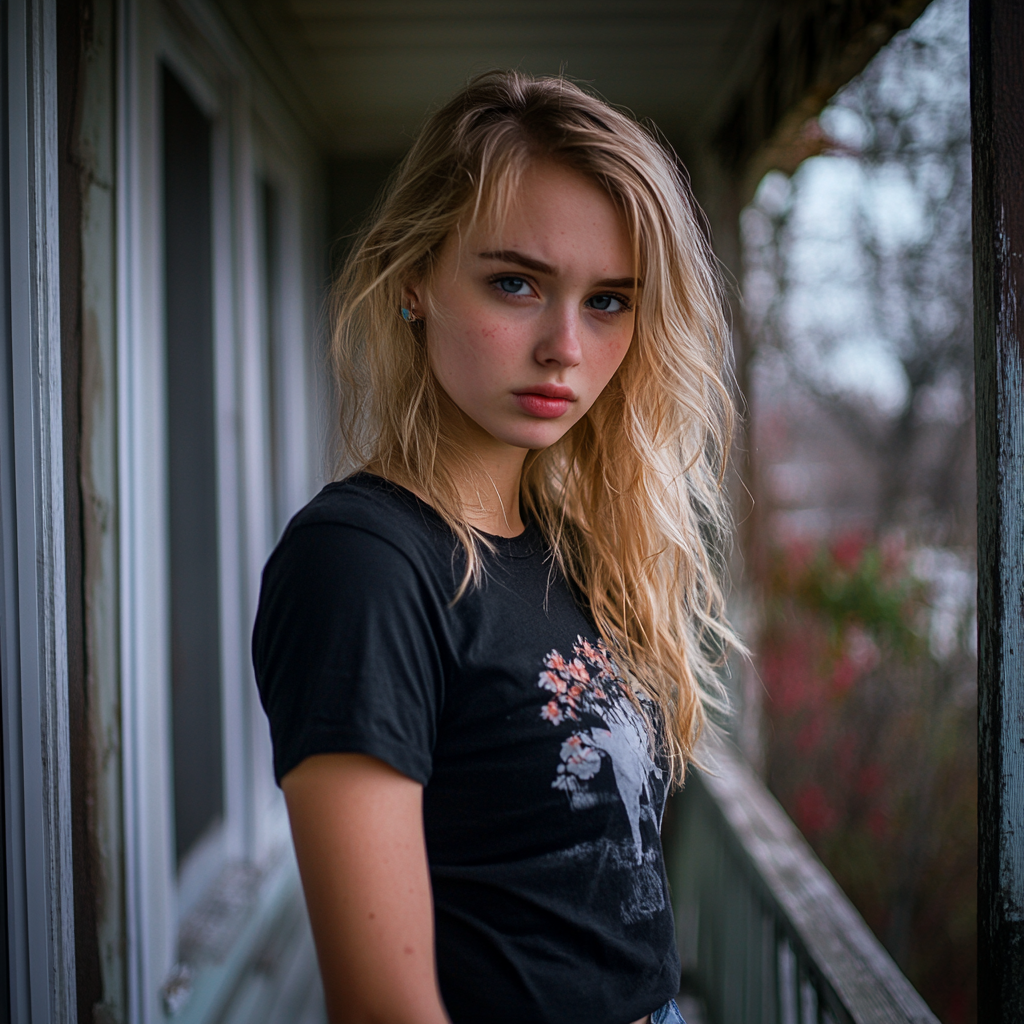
[231,0,775,159]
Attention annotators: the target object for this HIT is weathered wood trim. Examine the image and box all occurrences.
[0,0,77,1019]
[71,0,129,1019]
[971,0,1024,1016]
[715,0,933,201]
[671,743,939,1023]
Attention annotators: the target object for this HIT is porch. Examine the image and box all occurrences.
[0,0,1017,1022]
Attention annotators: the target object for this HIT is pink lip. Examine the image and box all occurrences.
[513,383,577,419]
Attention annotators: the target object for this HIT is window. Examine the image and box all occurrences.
[118,13,320,1019]
[161,65,224,870]
[259,178,288,541]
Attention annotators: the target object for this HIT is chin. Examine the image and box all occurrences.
[496,422,574,451]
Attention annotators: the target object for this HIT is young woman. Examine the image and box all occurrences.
[253,71,739,1024]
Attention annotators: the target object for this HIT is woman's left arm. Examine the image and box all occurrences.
[283,752,451,1024]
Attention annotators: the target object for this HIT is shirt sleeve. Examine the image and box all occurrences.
[253,521,445,785]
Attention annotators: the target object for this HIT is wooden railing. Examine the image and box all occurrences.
[667,743,941,1024]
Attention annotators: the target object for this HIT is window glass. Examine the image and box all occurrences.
[162,65,224,867]
[259,178,287,541]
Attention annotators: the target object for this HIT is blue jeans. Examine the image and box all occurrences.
[651,999,686,1024]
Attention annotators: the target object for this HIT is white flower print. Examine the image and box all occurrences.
[559,735,603,780]
[537,636,663,863]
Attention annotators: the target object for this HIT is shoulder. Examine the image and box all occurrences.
[256,474,459,634]
[266,472,459,586]
[285,473,447,554]
[252,476,453,786]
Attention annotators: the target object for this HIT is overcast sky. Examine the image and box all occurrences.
[743,0,969,416]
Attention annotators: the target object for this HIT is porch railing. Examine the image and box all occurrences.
[668,743,940,1024]
[180,742,942,1024]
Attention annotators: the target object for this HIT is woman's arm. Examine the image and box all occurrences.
[282,753,451,1024]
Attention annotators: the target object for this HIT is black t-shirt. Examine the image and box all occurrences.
[252,474,680,1024]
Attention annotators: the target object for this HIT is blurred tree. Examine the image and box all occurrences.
[743,0,974,546]
[738,1,977,1020]
[761,535,976,1022]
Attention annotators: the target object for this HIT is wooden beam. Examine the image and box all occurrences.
[715,0,932,201]
[972,0,1024,1016]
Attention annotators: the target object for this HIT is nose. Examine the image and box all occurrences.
[533,302,582,369]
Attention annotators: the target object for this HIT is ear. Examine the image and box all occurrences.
[401,278,427,319]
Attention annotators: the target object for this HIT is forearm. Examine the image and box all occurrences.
[311,912,451,1024]
[320,979,450,1024]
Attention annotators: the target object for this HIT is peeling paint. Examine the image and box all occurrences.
[78,0,126,1017]
[996,280,1024,920]
[974,0,1024,1007]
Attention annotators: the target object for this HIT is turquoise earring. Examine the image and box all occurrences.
[401,307,413,321]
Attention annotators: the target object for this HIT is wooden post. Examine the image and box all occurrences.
[972,0,1024,1016]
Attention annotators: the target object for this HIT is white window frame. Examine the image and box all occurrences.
[0,1,76,1021]
[117,1,319,1019]
[246,130,318,857]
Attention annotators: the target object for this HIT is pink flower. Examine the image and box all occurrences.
[541,701,564,725]
[568,659,591,684]
[831,655,858,696]
[545,651,568,673]
[831,531,867,571]
[538,670,567,694]
[594,646,616,676]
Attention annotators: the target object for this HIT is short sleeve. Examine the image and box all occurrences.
[253,522,446,785]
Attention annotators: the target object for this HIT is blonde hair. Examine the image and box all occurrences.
[332,70,741,780]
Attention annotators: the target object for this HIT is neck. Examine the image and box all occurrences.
[373,418,529,539]
[445,403,529,537]
[429,398,530,537]
[450,446,527,538]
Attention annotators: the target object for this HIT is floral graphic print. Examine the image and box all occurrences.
[538,637,663,863]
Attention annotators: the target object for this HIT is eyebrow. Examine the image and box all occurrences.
[478,250,641,289]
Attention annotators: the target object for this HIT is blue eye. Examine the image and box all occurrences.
[497,276,531,295]
[586,294,627,312]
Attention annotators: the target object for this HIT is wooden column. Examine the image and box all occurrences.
[972,0,1024,1016]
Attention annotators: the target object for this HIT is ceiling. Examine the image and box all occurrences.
[225,0,780,160]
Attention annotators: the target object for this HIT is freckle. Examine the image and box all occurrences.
[404,946,414,955]
[368,912,375,919]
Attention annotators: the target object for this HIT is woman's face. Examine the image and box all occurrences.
[409,161,637,455]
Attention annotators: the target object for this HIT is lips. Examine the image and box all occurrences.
[513,383,577,419]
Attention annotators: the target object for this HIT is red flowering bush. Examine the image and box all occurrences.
[760,532,976,1023]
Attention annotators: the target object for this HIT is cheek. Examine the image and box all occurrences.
[430,304,522,388]
[588,325,634,391]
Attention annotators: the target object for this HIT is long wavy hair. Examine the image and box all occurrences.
[331,70,741,780]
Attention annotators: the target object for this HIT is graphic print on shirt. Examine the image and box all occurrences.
[537,637,668,927]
